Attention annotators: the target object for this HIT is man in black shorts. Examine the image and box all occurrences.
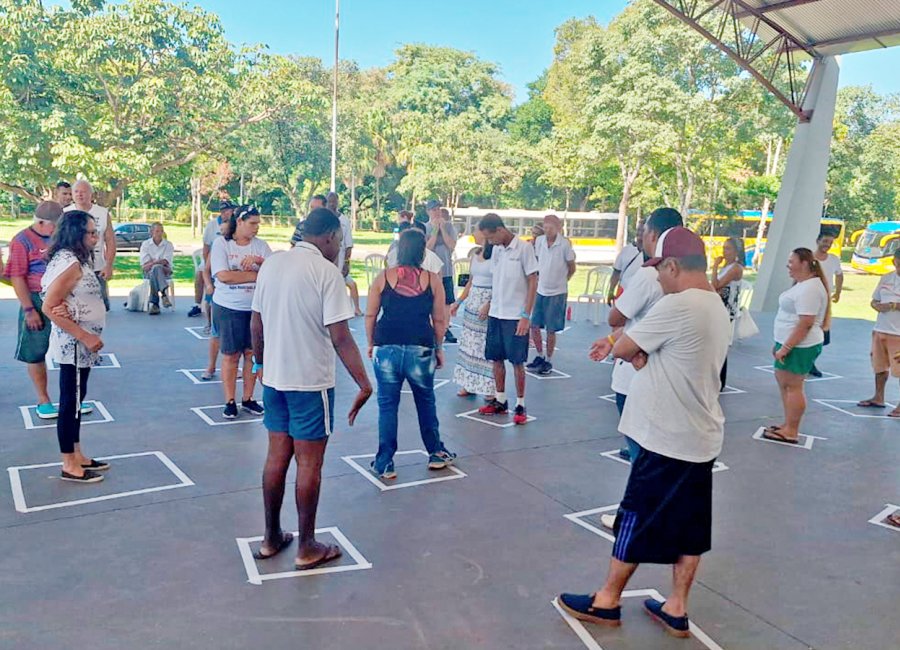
[558,228,730,639]
[476,214,538,425]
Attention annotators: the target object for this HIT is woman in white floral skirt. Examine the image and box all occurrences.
[451,228,496,400]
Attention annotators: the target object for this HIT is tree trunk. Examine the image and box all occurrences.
[616,165,640,254]
[350,168,357,231]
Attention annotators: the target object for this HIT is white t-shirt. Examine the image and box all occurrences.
[386,246,443,274]
[202,218,222,249]
[610,265,664,395]
[489,235,539,320]
[872,272,900,336]
[139,238,174,268]
[65,203,110,271]
[252,243,355,391]
[210,236,272,311]
[817,253,842,294]
[534,234,575,296]
[613,244,643,290]
[336,213,353,275]
[619,289,730,463]
[773,278,828,347]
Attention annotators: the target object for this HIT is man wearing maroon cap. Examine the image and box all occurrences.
[4,202,63,419]
[559,227,730,640]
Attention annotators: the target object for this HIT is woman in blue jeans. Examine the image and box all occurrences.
[365,229,456,479]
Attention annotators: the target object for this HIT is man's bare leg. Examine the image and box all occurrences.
[547,331,557,359]
[294,438,339,566]
[663,555,701,617]
[591,557,639,609]
[493,361,506,398]
[531,326,543,356]
[27,361,51,404]
[514,363,526,398]
[241,350,256,401]
[221,352,239,403]
[259,431,294,555]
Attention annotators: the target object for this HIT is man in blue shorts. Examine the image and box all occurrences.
[250,208,372,570]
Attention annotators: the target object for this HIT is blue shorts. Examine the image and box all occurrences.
[531,292,567,332]
[263,386,334,441]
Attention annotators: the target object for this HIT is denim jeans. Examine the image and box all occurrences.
[615,392,641,460]
[373,344,445,472]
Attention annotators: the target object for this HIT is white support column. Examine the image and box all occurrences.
[752,56,840,312]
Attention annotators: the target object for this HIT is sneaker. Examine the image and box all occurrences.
[35,402,58,420]
[148,303,161,315]
[538,360,553,375]
[187,305,202,318]
[643,599,690,638]
[161,294,172,309]
[513,404,528,425]
[808,365,823,378]
[60,469,103,484]
[600,513,617,531]
[79,402,93,415]
[369,460,397,480]
[526,356,545,370]
[200,370,216,381]
[223,400,238,419]
[444,330,458,344]
[617,448,631,461]
[428,450,457,470]
[241,399,265,416]
[478,399,508,415]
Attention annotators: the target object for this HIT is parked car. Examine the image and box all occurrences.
[114,222,152,251]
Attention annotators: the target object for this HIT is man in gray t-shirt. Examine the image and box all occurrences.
[424,200,458,343]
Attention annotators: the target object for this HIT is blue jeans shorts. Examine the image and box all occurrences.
[263,386,335,441]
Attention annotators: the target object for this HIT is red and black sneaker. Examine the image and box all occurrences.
[478,399,508,415]
[513,405,528,425]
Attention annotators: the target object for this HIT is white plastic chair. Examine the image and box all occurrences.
[575,266,612,324]
[364,253,386,288]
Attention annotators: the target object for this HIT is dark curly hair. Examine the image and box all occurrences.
[48,210,95,266]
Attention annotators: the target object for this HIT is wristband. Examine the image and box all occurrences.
[520,310,531,319]
[607,334,615,346]
[24,306,35,313]
[252,363,263,373]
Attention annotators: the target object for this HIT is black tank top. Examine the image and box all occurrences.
[373,278,435,347]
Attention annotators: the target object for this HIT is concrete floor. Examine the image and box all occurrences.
[0,297,897,649]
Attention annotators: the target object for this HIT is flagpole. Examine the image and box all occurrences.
[330,0,339,192]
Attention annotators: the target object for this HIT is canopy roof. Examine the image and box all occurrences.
[651,0,900,120]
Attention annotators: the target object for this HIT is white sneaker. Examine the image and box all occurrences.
[600,514,617,531]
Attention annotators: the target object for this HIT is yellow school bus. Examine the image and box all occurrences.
[849,221,900,274]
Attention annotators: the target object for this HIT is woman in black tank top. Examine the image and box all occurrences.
[364,230,457,480]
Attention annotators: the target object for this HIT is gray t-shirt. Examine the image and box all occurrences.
[425,220,457,278]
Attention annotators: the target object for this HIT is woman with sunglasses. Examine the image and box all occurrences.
[41,210,108,482]
[209,205,272,419]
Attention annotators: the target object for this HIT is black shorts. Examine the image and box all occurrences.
[612,445,715,564]
[823,329,831,346]
[485,317,528,365]
[441,276,455,305]
[212,303,252,354]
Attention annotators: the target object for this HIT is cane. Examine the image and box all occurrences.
[72,299,81,422]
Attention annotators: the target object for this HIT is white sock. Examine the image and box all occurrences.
[496,392,507,404]
[516,397,525,408]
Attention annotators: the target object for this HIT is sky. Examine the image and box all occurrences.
[194,0,900,104]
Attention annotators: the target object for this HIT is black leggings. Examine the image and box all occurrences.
[58,364,90,454]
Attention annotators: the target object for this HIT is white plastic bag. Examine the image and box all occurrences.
[125,279,150,312]
[734,307,759,340]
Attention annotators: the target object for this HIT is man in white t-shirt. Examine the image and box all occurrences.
[250,208,372,571]
[476,213,538,425]
[590,208,683,461]
[809,231,843,377]
[607,219,645,303]
[560,227,730,637]
[139,222,175,315]
[857,249,900,417]
[527,214,576,375]
[327,192,362,317]
[65,179,115,311]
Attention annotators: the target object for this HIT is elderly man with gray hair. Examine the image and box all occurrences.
[139,222,175,315]
[63,179,116,311]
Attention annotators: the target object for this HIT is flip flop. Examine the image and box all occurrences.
[887,410,900,419]
[252,532,294,560]
[295,543,342,571]
[856,400,886,408]
[761,428,799,444]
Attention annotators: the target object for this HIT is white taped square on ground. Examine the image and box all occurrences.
[235,526,372,585]
[752,426,826,450]
[6,451,194,514]
[753,365,841,382]
[564,504,620,543]
[176,369,241,386]
[599,450,729,473]
[456,408,536,428]
[868,504,900,533]
[184,326,211,340]
[551,589,725,650]
[19,400,113,430]
[341,450,467,491]
[190,405,262,426]
[400,378,449,394]
[47,353,120,370]
[814,399,899,419]
[525,368,572,380]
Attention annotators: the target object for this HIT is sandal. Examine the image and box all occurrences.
[856,400,886,408]
[761,427,798,444]
[887,410,900,419]
[885,513,900,528]
[253,532,294,560]
[295,543,342,571]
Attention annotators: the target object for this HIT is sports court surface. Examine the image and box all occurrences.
[0,298,896,649]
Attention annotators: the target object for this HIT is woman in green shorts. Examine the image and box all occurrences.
[766,248,830,443]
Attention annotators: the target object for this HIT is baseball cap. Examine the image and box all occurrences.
[35,201,63,223]
[425,199,442,211]
[217,200,237,211]
[643,227,705,267]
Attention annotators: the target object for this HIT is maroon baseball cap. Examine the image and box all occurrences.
[643,227,706,267]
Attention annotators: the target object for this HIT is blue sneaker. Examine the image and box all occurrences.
[428,450,457,470]
[557,593,621,627]
[35,403,59,420]
[80,402,93,416]
[369,461,396,480]
[643,599,690,638]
